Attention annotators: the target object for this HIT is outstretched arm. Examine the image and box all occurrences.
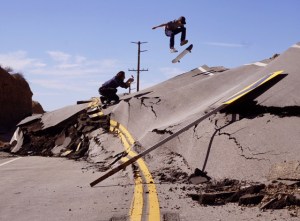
[152,23,167,30]
[125,75,134,88]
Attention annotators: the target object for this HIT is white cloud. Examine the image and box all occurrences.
[99,59,119,68]
[47,51,71,63]
[46,51,119,70]
[0,50,120,78]
[0,50,124,107]
[29,79,88,92]
[75,55,87,63]
[0,51,46,71]
[32,51,120,78]
[57,63,81,69]
[203,42,247,48]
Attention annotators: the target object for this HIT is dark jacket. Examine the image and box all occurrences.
[101,76,128,89]
[166,20,183,31]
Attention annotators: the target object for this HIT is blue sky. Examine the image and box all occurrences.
[1,0,299,111]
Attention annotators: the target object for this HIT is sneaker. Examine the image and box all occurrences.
[170,48,178,53]
[110,100,119,105]
[100,96,108,104]
[180,40,188,46]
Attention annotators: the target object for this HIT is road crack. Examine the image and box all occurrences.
[139,97,161,118]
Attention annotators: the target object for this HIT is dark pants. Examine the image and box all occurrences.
[99,87,119,103]
[165,27,186,48]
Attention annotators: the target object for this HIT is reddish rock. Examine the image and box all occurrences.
[0,67,33,130]
[32,100,45,114]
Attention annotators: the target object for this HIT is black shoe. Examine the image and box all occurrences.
[101,96,110,104]
[110,100,120,105]
[180,40,188,46]
[100,96,105,103]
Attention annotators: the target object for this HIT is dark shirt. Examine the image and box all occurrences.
[102,76,128,89]
[166,20,182,31]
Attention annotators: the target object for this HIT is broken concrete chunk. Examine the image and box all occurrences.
[51,145,65,156]
[238,194,264,206]
[199,193,218,205]
[10,127,24,153]
[61,137,72,149]
[110,216,128,221]
[288,193,300,206]
[265,195,290,209]
[187,193,200,201]
[41,103,88,130]
[17,114,42,127]
[199,191,236,205]
[189,176,209,185]
[275,180,300,186]
[226,184,266,203]
[188,168,211,184]
[261,193,300,210]
[260,197,278,210]
[163,213,180,221]
[55,133,66,146]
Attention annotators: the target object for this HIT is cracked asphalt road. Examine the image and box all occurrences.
[2,42,300,220]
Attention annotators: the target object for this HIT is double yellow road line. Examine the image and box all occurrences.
[110,120,160,221]
[86,99,160,220]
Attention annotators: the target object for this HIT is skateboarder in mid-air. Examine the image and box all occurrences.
[152,16,188,53]
[99,71,134,105]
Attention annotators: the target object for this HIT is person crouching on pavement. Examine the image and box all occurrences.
[99,71,134,104]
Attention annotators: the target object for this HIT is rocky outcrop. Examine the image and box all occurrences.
[0,67,33,131]
[32,100,45,114]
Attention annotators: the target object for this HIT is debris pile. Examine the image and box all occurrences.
[188,178,300,211]
[9,104,110,160]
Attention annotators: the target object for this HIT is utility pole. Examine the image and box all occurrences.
[129,41,148,92]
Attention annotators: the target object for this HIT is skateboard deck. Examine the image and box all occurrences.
[172,44,193,63]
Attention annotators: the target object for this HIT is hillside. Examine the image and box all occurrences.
[0,67,44,143]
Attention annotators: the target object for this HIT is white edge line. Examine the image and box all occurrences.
[292,44,300,49]
[244,62,267,67]
[198,67,214,75]
[0,157,22,167]
[254,62,267,67]
[197,67,207,72]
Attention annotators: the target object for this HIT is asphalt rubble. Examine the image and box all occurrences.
[188,178,300,211]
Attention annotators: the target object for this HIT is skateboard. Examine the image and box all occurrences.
[172,44,193,63]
